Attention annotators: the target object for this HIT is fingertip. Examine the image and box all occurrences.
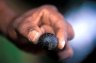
[28,30,41,44]
[55,29,67,50]
[58,40,65,49]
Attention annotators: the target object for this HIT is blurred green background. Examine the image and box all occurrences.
[0,35,38,63]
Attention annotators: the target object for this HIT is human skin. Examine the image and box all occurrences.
[0,0,74,60]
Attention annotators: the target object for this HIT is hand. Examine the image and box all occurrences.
[12,5,74,58]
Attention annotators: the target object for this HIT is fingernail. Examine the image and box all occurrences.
[33,31,39,43]
[59,40,65,49]
[28,30,40,44]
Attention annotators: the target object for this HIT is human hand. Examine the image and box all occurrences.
[12,5,74,58]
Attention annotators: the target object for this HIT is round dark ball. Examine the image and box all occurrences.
[38,33,58,50]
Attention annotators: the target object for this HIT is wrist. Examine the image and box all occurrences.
[6,16,18,40]
[0,1,18,39]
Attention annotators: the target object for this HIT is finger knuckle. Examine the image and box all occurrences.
[40,5,57,12]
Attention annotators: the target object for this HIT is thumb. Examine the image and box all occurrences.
[27,26,44,44]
